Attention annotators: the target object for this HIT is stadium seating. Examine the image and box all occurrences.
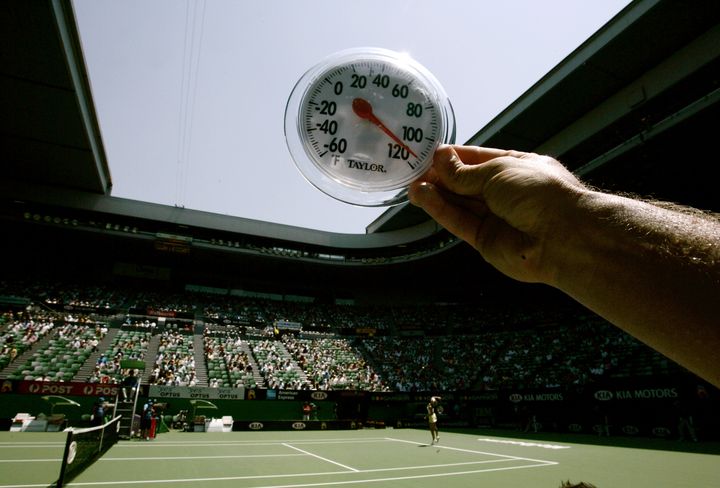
[0,281,690,391]
[92,328,152,383]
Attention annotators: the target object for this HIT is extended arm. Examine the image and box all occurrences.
[551,190,720,386]
[409,145,720,387]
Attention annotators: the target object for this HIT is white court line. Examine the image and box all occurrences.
[477,438,571,449]
[114,437,390,447]
[0,436,558,488]
[282,443,359,472]
[0,444,63,449]
[101,453,305,461]
[0,458,60,463]
[0,462,558,488]
[352,458,516,472]
[282,439,391,446]
[384,437,559,465]
[0,442,64,445]
[114,442,293,448]
[0,469,351,488]
[110,439,400,451]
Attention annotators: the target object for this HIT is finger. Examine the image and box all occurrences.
[450,145,528,165]
[432,145,518,197]
[408,181,486,249]
[409,178,488,215]
[416,145,525,187]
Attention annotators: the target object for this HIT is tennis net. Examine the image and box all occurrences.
[55,415,122,487]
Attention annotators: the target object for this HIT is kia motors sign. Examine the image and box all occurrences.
[594,390,613,401]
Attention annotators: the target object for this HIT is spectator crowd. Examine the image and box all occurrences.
[1,280,686,391]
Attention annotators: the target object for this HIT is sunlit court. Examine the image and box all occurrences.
[3,0,720,487]
[2,429,719,487]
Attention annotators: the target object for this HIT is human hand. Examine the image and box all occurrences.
[408,145,586,284]
[410,145,720,388]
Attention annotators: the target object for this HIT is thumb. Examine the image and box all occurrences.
[407,180,440,210]
[408,180,488,249]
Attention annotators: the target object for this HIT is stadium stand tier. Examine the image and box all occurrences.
[1,0,718,445]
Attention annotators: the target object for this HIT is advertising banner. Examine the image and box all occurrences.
[0,380,119,397]
[148,385,244,400]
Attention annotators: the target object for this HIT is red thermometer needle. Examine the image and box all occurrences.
[352,98,418,159]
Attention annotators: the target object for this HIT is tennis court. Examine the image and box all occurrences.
[1,428,719,487]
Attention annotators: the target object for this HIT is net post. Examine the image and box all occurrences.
[54,415,122,487]
[55,429,75,488]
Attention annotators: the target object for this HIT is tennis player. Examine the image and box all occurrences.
[426,396,442,444]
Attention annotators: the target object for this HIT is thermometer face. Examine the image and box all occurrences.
[285,48,455,206]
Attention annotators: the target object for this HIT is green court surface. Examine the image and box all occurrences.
[1,429,718,487]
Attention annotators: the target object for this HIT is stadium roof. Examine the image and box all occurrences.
[2,0,719,271]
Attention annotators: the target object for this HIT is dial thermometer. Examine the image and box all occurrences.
[285,48,455,206]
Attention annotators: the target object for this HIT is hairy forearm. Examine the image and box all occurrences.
[549,190,720,387]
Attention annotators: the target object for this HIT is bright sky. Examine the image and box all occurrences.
[73,0,630,234]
